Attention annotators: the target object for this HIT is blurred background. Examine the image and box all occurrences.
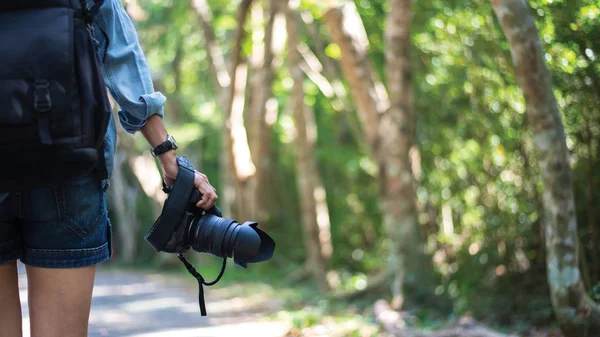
[96,0,600,336]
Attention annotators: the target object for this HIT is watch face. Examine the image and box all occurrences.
[168,135,179,149]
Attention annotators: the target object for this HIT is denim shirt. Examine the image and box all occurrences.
[92,0,167,178]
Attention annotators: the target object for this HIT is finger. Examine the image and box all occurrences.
[199,191,218,209]
[196,192,212,209]
[192,172,216,209]
[164,177,175,188]
[207,195,218,209]
[196,199,208,209]
[204,194,216,209]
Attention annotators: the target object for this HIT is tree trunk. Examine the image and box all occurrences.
[107,103,140,265]
[189,0,235,216]
[224,0,256,220]
[382,0,424,309]
[287,4,332,290]
[247,0,279,223]
[585,110,598,283]
[490,0,600,335]
[190,0,255,219]
[190,0,231,92]
[227,62,255,220]
[110,151,139,264]
[323,3,388,149]
[324,0,425,308]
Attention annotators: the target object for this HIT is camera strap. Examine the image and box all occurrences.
[177,253,227,316]
[145,165,195,252]
[147,156,229,316]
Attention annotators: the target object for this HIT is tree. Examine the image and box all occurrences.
[247,0,280,224]
[324,0,427,308]
[190,0,257,220]
[286,2,334,290]
[491,0,600,335]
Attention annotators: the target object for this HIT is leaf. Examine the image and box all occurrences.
[325,43,342,59]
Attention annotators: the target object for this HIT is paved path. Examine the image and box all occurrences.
[17,263,291,337]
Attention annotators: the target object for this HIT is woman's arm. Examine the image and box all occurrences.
[93,0,166,134]
[93,0,217,209]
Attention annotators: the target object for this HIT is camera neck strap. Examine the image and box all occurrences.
[149,156,228,316]
[170,160,227,317]
[145,164,195,252]
[177,253,227,316]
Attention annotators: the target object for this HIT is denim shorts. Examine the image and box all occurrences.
[0,173,112,268]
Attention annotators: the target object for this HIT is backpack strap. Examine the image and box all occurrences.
[79,0,111,62]
[78,0,110,181]
[87,0,104,22]
[79,0,104,24]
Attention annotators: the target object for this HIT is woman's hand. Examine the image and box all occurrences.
[159,151,218,210]
[139,115,217,209]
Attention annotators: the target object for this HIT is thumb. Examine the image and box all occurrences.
[164,175,176,188]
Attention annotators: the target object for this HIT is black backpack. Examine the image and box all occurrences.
[0,0,111,192]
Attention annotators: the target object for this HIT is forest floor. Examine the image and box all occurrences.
[16,262,564,337]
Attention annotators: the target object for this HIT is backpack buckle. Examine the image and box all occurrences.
[33,79,52,112]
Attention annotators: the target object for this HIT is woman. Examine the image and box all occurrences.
[0,1,218,336]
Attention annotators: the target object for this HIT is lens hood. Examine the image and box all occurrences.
[232,222,276,267]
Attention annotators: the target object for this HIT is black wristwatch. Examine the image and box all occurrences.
[152,135,179,157]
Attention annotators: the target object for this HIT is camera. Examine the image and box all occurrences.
[144,156,276,316]
[145,156,275,268]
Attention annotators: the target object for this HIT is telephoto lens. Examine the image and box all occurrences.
[186,190,275,268]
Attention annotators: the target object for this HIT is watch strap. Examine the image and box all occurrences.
[152,135,177,157]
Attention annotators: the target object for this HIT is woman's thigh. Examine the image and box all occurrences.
[0,261,22,337]
[26,265,96,337]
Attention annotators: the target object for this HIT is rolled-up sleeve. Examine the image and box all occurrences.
[93,0,166,134]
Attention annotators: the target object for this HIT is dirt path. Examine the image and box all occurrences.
[17,263,291,337]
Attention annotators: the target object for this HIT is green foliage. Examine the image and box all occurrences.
[108,0,600,330]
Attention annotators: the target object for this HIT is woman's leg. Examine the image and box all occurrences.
[0,261,22,337]
[26,266,96,337]
[20,174,111,337]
